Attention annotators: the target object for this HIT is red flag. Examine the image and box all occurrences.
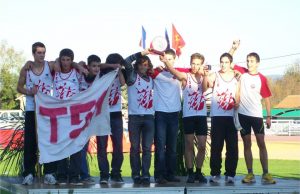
[172,24,185,57]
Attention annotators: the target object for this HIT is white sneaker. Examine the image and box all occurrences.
[22,174,33,185]
[225,176,235,183]
[44,174,57,185]
[209,175,221,183]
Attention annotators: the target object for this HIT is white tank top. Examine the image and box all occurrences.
[108,77,122,112]
[182,73,207,117]
[25,61,53,111]
[79,76,95,92]
[210,72,237,117]
[53,68,80,100]
[128,74,154,115]
[153,70,181,112]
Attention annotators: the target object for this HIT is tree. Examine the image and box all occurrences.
[0,41,25,109]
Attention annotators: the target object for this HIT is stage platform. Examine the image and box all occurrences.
[1,176,299,194]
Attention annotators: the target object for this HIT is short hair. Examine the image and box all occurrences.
[247,52,260,63]
[32,42,45,54]
[134,55,153,71]
[59,48,74,61]
[102,53,124,75]
[164,49,176,58]
[87,55,101,65]
[220,53,233,63]
[190,53,205,64]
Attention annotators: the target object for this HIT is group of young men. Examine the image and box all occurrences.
[17,40,276,186]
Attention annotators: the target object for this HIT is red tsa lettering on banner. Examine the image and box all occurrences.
[69,101,95,139]
[95,90,107,116]
[39,107,68,143]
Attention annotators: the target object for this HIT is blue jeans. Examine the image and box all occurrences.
[128,115,154,178]
[97,111,124,177]
[80,142,90,179]
[154,111,179,179]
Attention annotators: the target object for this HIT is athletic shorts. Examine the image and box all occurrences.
[182,116,208,136]
[238,113,265,136]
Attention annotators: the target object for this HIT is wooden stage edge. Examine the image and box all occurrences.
[1,176,299,194]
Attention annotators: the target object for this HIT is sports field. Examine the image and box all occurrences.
[0,135,299,179]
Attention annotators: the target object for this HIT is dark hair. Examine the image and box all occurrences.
[164,49,176,58]
[102,53,124,75]
[87,55,101,65]
[59,48,74,61]
[220,53,233,63]
[247,52,260,62]
[134,55,153,71]
[32,42,46,54]
[190,53,205,64]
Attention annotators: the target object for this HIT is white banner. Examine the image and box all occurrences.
[35,70,117,163]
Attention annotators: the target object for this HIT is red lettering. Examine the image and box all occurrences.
[95,90,108,116]
[39,107,68,143]
[69,101,95,139]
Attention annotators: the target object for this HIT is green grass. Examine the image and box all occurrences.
[1,153,299,179]
[86,153,300,180]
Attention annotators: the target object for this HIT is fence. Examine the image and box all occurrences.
[266,119,300,136]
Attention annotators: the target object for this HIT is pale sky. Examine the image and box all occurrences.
[1,0,300,75]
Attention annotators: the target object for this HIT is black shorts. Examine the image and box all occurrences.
[238,113,264,136]
[183,116,208,136]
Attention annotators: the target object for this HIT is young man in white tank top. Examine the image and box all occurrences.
[203,52,239,184]
[163,53,208,183]
[123,49,154,185]
[17,42,58,185]
[54,49,83,186]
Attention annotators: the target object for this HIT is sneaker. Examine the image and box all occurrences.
[22,174,33,185]
[100,176,109,184]
[186,173,195,183]
[155,176,168,184]
[141,177,150,185]
[44,174,57,185]
[262,173,276,184]
[242,173,256,183]
[111,173,124,183]
[133,176,141,184]
[198,173,208,183]
[57,176,68,185]
[166,176,180,182]
[225,176,235,184]
[209,175,221,183]
[82,177,95,185]
[69,177,84,186]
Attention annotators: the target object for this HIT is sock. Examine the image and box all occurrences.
[263,169,268,175]
[196,168,201,174]
[248,169,253,174]
[187,168,193,175]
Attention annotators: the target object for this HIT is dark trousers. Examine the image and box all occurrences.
[210,116,238,177]
[128,115,154,178]
[97,111,123,177]
[154,111,179,179]
[23,111,57,177]
[57,151,81,180]
[80,142,90,179]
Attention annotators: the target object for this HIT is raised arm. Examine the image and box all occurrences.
[228,39,240,56]
[161,55,187,81]
[118,68,126,86]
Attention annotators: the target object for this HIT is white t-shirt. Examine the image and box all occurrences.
[210,72,237,117]
[108,77,122,112]
[53,68,80,100]
[128,74,154,115]
[238,72,271,118]
[182,73,207,117]
[25,61,53,111]
[151,69,181,112]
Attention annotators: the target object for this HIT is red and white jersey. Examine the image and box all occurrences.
[53,68,80,100]
[108,77,122,112]
[182,73,207,117]
[128,74,154,115]
[25,61,53,111]
[210,72,237,117]
[151,69,181,112]
[79,75,97,92]
[238,73,271,118]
